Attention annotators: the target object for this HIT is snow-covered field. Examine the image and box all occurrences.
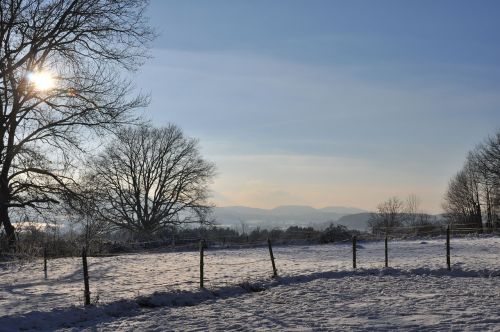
[1,236,499,331]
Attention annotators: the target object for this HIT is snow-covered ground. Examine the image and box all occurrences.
[1,236,499,331]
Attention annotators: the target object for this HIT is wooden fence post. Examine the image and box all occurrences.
[352,236,357,269]
[384,235,388,268]
[199,239,204,289]
[43,246,47,279]
[446,225,451,271]
[82,247,91,306]
[267,238,278,278]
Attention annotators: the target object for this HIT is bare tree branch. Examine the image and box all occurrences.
[68,125,216,240]
[0,0,154,245]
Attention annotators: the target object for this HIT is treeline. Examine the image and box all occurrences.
[367,195,444,236]
[1,223,360,258]
[198,224,356,245]
[443,130,500,232]
[158,224,355,247]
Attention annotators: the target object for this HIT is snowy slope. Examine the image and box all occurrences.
[1,236,499,331]
[68,273,500,331]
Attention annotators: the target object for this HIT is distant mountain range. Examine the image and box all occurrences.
[212,205,371,231]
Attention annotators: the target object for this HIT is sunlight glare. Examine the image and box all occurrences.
[28,71,56,91]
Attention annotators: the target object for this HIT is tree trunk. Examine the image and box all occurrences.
[0,160,15,249]
[485,187,493,233]
[475,203,483,233]
[0,202,16,249]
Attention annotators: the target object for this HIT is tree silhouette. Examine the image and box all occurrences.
[75,125,216,240]
[0,0,154,247]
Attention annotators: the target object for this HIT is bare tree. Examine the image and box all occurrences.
[238,219,248,236]
[467,148,497,231]
[476,132,500,230]
[479,131,500,179]
[368,196,405,235]
[403,194,441,234]
[405,193,420,225]
[80,125,216,240]
[443,154,483,231]
[64,181,112,251]
[0,0,154,247]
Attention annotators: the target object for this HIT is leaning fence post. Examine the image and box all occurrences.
[43,246,47,279]
[82,247,91,306]
[352,236,357,269]
[267,238,278,278]
[446,225,451,271]
[199,239,204,289]
[384,235,388,268]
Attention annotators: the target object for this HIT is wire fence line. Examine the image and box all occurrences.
[0,228,497,268]
[0,229,499,317]
[2,221,498,263]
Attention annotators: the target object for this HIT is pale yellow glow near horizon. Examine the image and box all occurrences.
[28,70,56,91]
[211,186,446,214]
[209,154,449,214]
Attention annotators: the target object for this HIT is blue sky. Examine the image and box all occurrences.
[136,0,500,212]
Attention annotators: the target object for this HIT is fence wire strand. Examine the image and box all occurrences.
[2,233,500,316]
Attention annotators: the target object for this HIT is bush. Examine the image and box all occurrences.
[319,224,352,244]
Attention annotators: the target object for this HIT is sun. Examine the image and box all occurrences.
[27,70,56,91]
